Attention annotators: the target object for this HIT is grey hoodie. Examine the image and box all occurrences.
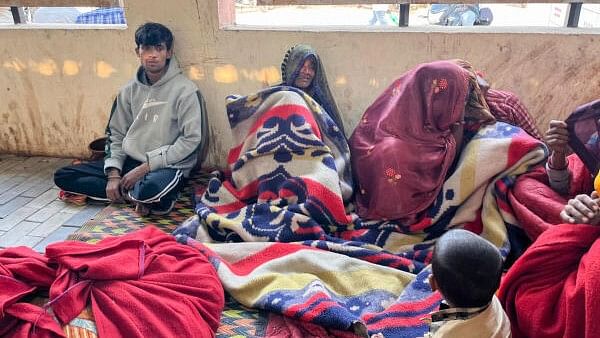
[104,58,203,177]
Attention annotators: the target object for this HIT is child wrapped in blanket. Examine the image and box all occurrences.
[423,229,511,338]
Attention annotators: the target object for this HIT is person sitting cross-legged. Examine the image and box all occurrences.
[54,22,204,215]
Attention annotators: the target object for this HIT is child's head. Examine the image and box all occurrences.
[430,229,503,308]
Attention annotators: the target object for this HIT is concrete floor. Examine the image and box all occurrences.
[0,154,104,252]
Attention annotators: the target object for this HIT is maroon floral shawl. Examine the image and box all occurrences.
[350,60,492,221]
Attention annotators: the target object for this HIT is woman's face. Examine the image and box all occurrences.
[294,58,316,89]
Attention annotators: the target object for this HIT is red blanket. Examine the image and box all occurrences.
[508,154,593,240]
[0,247,63,338]
[45,226,224,338]
[498,223,600,338]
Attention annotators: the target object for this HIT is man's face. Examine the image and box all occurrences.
[136,42,172,74]
[293,58,316,89]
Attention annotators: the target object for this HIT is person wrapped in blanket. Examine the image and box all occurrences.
[281,44,346,138]
[350,59,496,222]
[498,100,600,338]
[545,118,600,224]
[505,101,600,240]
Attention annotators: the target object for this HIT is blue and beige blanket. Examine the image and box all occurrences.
[175,86,546,337]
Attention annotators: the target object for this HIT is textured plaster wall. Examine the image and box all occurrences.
[1,1,599,168]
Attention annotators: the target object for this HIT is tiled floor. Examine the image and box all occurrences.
[0,154,105,252]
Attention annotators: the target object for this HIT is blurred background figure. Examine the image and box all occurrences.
[428,4,493,26]
[369,4,389,25]
[32,7,80,23]
[0,7,14,24]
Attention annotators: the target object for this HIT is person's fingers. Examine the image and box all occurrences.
[549,120,568,128]
[106,183,122,202]
[544,128,569,139]
[109,189,121,202]
[546,129,569,138]
[560,209,575,223]
[551,135,570,142]
[578,194,599,212]
[545,133,569,143]
[545,133,570,141]
[564,203,589,223]
[121,175,132,190]
[571,198,595,217]
[592,191,600,199]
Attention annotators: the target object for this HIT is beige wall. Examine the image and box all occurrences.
[1,1,599,167]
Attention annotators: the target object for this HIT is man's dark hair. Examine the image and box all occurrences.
[135,22,173,50]
[431,229,503,308]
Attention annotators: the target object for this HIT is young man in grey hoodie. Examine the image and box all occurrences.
[54,22,204,215]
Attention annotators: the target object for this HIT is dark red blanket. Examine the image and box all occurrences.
[508,154,593,240]
[498,223,600,338]
[0,247,63,338]
[44,226,224,338]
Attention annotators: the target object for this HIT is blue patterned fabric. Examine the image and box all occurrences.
[76,7,125,24]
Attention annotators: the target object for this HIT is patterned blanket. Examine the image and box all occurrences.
[175,87,546,337]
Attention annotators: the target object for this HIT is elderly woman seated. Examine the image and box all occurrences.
[280,44,346,137]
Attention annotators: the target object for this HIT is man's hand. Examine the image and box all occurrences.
[560,191,600,225]
[106,177,122,202]
[121,163,150,191]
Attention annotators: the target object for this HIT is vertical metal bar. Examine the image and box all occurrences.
[567,2,582,27]
[10,6,24,24]
[399,3,410,27]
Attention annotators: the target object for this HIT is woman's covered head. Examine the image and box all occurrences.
[281,44,319,89]
[431,229,503,308]
[385,60,492,133]
[348,60,494,221]
[280,44,346,136]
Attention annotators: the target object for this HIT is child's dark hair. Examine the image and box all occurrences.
[135,22,173,50]
[431,229,503,308]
